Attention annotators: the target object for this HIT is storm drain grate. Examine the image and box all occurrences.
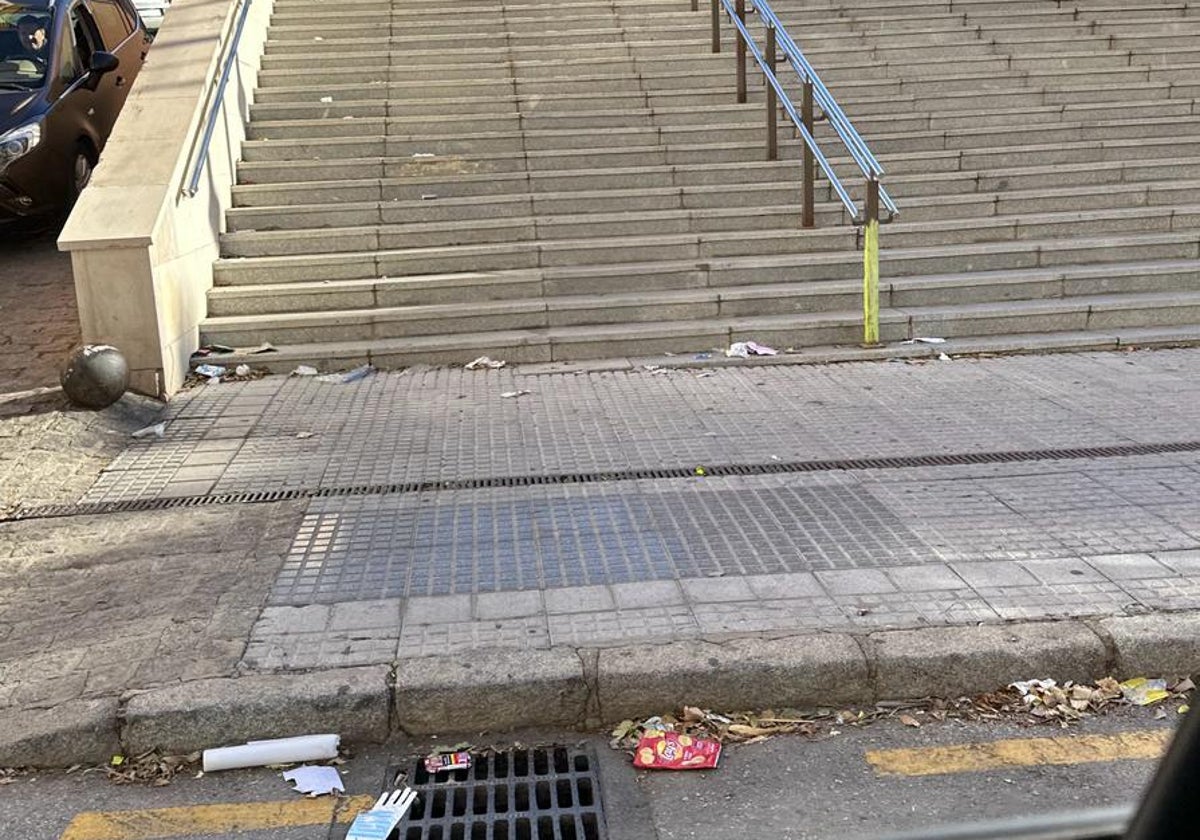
[384,747,607,840]
[7,439,1200,522]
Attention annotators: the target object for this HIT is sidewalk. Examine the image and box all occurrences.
[3,347,1200,765]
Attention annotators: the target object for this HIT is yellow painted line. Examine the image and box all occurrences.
[60,794,376,840]
[867,729,1171,777]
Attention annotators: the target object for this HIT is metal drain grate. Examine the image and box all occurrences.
[8,439,1200,523]
[385,747,607,840]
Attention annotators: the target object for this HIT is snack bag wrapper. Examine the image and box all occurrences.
[632,731,721,770]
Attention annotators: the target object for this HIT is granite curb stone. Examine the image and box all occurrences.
[13,615,1200,765]
[0,698,120,767]
[595,634,871,722]
[1098,614,1200,679]
[868,622,1110,700]
[394,648,588,734]
[121,666,391,754]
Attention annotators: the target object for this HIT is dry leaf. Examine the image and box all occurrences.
[899,714,921,728]
[682,707,706,723]
[727,724,778,738]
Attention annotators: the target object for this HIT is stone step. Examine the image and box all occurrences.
[198,288,1200,363]
[211,232,1200,298]
[229,155,1200,209]
[224,178,1200,235]
[206,258,1200,317]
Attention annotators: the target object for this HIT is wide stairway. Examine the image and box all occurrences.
[201,0,1200,369]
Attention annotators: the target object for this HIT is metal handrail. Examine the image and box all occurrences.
[706,0,895,345]
[182,0,254,197]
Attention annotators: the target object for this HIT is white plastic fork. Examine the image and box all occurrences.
[345,786,419,840]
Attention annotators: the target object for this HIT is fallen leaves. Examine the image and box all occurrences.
[105,750,201,786]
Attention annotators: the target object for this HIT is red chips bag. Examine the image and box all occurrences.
[632,731,721,770]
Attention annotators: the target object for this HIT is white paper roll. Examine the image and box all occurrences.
[202,734,340,772]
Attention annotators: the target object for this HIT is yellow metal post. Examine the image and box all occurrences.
[862,177,881,347]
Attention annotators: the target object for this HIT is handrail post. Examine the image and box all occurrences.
[735,0,747,103]
[711,0,720,53]
[765,25,777,160]
[801,79,815,228]
[862,177,881,348]
[691,0,698,11]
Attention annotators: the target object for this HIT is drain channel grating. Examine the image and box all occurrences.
[384,747,606,840]
[8,439,1200,523]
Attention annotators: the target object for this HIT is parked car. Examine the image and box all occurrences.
[0,0,148,222]
[131,0,165,35]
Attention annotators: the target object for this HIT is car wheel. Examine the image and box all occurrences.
[68,143,94,205]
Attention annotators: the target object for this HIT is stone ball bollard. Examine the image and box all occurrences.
[61,344,129,410]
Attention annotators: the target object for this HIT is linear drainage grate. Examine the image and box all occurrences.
[384,746,606,840]
[7,439,1200,523]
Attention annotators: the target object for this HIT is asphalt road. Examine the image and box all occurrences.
[0,706,1175,840]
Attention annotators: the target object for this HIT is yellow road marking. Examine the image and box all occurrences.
[60,794,376,840]
[867,729,1171,777]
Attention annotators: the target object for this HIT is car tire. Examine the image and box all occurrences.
[67,143,95,207]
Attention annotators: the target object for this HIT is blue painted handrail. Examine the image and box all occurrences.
[183,0,253,197]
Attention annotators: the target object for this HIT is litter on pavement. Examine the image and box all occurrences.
[346,788,418,840]
[291,365,319,376]
[282,765,344,797]
[131,422,166,440]
[194,364,226,381]
[465,356,506,370]
[726,341,778,358]
[901,337,947,345]
[1121,677,1171,706]
[201,734,340,773]
[633,731,721,770]
[316,364,374,384]
[424,751,472,774]
[501,389,532,398]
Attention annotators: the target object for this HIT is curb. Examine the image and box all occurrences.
[5,615,1200,766]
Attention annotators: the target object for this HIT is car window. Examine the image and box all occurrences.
[88,0,131,47]
[68,2,101,69]
[0,3,53,88]
[55,18,82,84]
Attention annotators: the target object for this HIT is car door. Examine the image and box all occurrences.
[86,0,144,118]
[64,0,121,141]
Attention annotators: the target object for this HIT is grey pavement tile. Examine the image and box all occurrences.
[832,590,1001,628]
[474,590,544,620]
[157,479,217,498]
[547,606,700,646]
[885,563,969,592]
[950,560,1044,589]
[743,572,824,599]
[816,568,898,595]
[543,585,616,615]
[397,616,549,657]
[1018,558,1109,585]
[329,599,402,632]
[1114,576,1200,611]
[403,594,472,625]
[691,598,845,635]
[1084,553,1175,580]
[252,605,331,636]
[680,576,755,603]
[1154,549,1200,575]
[975,581,1138,620]
[611,579,685,609]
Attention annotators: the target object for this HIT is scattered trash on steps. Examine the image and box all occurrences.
[346,788,418,840]
[465,356,506,370]
[291,365,319,377]
[902,337,946,345]
[726,341,777,358]
[195,364,225,381]
[201,734,340,773]
[938,352,952,361]
[282,765,344,797]
[501,389,532,398]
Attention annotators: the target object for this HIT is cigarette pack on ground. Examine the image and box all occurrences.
[633,732,721,770]
[425,751,472,774]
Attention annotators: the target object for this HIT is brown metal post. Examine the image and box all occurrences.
[765,25,777,160]
[691,0,698,12]
[711,0,720,53]
[801,79,815,228]
[735,0,746,103]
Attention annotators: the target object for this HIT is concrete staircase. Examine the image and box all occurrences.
[201,0,1200,369]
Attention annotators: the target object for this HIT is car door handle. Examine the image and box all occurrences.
[115,76,125,86]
